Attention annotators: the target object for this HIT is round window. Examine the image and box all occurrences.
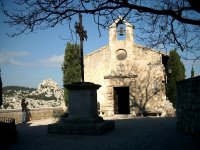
[116,49,127,60]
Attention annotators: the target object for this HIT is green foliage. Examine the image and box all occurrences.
[166,49,185,107]
[52,109,65,118]
[27,93,57,100]
[62,43,81,106]
[3,86,36,92]
[2,86,56,100]
[191,66,194,77]
[3,86,36,97]
[3,103,9,109]
[3,90,15,97]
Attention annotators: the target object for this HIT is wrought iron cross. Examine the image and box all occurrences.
[75,14,88,82]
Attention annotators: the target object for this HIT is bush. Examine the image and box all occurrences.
[27,93,57,100]
[3,103,9,109]
[53,109,65,118]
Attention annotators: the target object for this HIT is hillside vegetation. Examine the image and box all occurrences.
[3,86,36,92]
[1,79,65,109]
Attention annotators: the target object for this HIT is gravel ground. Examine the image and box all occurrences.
[1,117,199,150]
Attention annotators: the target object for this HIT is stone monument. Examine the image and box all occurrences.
[48,82,114,135]
[49,14,114,134]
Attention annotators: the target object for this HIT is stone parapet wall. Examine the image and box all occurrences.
[177,76,200,139]
[0,107,65,123]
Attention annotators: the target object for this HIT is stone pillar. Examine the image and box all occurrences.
[48,82,114,135]
[63,82,103,123]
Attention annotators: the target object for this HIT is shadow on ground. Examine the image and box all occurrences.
[1,117,199,150]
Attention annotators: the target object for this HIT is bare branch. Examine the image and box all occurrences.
[1,0,200,60]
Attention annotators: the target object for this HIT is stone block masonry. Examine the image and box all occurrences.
[48,82,115,135]
[0,107,64,123]
[84,18,175,116]
[177,76,200,140]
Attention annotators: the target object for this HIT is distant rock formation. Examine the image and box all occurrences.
[1,79,65,109]
[30,79,63,101]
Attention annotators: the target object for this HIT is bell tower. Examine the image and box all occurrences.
[108,17,134,65]
[109,17,134,43]
[104,17,135,116]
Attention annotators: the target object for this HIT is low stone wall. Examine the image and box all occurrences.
[0,107,65,124]
[176,76,200,140]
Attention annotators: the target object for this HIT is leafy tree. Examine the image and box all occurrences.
[62,43,81,106]
[191,66,194,77]
[1,0,200,60]
[166,49,185,107]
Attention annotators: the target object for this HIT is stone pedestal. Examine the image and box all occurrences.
[48,82,114,135]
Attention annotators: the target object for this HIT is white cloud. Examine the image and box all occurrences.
[0,49,31,66]
[39,54,64,67]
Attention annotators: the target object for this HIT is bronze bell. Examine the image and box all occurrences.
[119,27,124,36]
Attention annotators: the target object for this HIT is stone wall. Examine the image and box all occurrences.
[177,76,200,139]
[0,107,65,123]
[84,18,175,116]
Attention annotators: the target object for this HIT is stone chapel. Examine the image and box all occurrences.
[84,17,175,117]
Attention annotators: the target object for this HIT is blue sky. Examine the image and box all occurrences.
[0,11,108,88]
[0,8,199,88]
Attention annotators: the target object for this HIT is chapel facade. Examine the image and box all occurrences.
[84,17,174,116]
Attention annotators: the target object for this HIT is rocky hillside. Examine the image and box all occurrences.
[1,79,65,109]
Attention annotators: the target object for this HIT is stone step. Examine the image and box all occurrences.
[103,114,135,120]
